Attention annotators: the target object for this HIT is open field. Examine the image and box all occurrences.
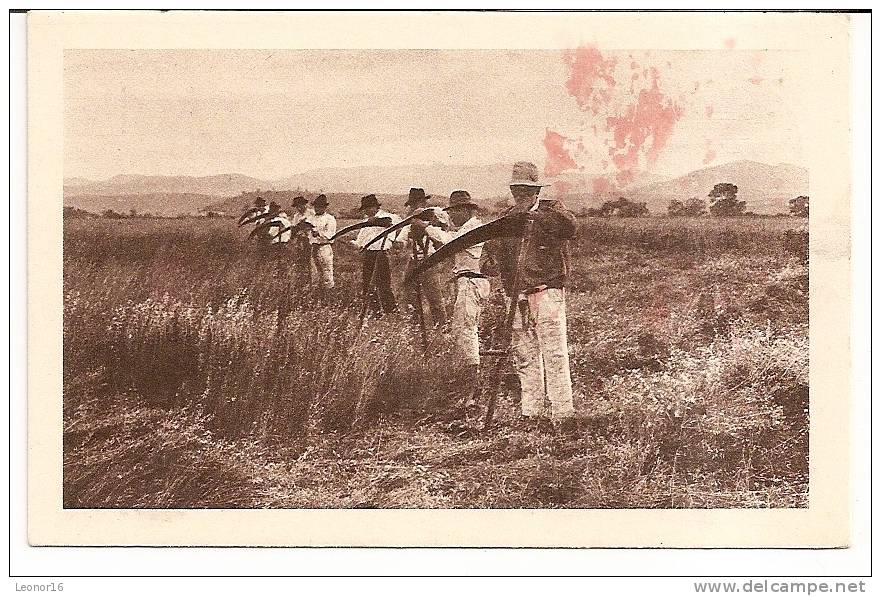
[63,215,809,508]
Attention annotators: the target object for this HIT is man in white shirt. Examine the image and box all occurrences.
[395,188,449,327]
[411,190,489,393]
[352,194,402,316]
[255,201,292,246]
[305,194,336,296]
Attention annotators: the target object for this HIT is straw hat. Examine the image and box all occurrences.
[509,161,550,187]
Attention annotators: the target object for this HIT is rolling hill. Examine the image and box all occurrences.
[625,160,808,215]
[64,160,807,217]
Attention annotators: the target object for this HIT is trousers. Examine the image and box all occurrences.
[453,276,491,366]
[511,287,575,420]
[362,250,397,315]
[402,257,448,327]
[311,244,334,290]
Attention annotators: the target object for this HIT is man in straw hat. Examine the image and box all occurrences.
[411,190,489,400]
[305,194,336,298]
[485,161,578,432]
[395,187,449,327]
[352,194,401,316]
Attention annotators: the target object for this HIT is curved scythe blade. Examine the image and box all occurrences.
[359,208,434,253]
[238,207,265,226]
[329,217,393,241]
[248,219,284,241]
[404,214,527,284]
[239,210,272,227]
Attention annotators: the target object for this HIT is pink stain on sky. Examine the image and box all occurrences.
[703,148,717,165]
[724,38,736,49]
[562,45,616,115]
[705,105,714,118]
[542,129,578,177]
[545,44,685,195]
[748,76,763,85]
[605,74,683,174]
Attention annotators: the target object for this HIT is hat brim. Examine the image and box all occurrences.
[404,195,431,206]
[509,180,551,187]
[359,203,381,211]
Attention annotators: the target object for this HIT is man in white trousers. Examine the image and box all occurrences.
[486,162,578,433]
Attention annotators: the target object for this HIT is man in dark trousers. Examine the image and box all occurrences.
[351,194,401,316]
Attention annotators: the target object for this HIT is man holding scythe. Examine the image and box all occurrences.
[490,161,577,431]
[410,190,489,408]
[407,162,578,432]
[395,188,450,328]
[351,194,401,317]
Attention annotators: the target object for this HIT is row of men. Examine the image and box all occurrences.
[240,161,578,429]
[245,193,337,292]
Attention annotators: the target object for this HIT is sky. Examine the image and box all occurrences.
[64,48,809,185]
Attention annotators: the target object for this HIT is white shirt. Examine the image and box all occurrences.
[353,209,402,251]
[251,205,270,225]
[306,212,337,245]
[425,216,484,274]
[266,214,292,244]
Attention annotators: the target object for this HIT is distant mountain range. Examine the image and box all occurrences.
[64,160,808,216]
[625,160,809,215]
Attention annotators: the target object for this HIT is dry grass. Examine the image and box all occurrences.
[63,215,809,508]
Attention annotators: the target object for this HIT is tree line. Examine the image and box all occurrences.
[582,183,808,218]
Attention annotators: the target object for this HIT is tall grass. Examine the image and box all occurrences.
[63,216,809,508]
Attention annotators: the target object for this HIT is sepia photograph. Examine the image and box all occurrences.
[25,10,857,548]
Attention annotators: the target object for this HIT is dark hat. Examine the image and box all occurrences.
[312,194,329,208]
[268,201,282,214]
[254,196,266,206]
[359,194,381,211]
[405,187,431,207]
[446,190,479,210]
[291,196,308,207]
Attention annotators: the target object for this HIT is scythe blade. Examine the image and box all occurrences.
[404,213,527,284]
[359,208,436,253]
[329,217,393,241]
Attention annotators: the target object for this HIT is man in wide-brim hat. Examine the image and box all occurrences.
[352,194,402,316]
[412,189,489,400]
[305,194,336,298]
[395,187,449,327]
[484,161,578,432]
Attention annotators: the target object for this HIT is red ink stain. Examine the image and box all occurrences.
[748,76,763,85]
[630,61,638,70]
[705,105,714,118]
[703,148,717,164]
[616,170,635,187]
[562,45,617,114]
[592,176,611,195]
[724,37,736,49]
[605,75,683,173]
[543,128,578,177]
